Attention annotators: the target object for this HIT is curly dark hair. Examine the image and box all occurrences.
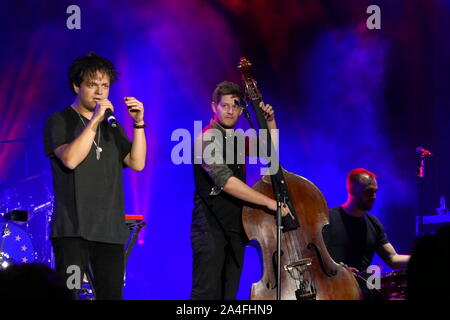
[68,52,118,95]
[212,81,244,104]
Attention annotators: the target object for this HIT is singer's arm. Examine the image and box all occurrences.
[123,97,146,171]
[54,118,101,170]
[123,121,146,171]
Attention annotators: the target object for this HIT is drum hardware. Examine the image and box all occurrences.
[0,222,11,269]
[1,252,12,269]
[0,221,36,269]
[32,201,52,213]
[0,172,54,269]
[380,270,407,300]
[1,210,30,269]
[3,209,29,222]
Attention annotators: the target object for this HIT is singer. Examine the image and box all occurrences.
[43,52,146,299]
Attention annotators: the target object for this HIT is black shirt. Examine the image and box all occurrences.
[44,106,132,244]
[322,206,389,272]
[192,120,246,233]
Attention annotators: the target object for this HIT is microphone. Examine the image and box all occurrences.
[104,108,118,128]
[416,146,433,157]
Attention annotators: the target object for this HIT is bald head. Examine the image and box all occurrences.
[346,169,378,211]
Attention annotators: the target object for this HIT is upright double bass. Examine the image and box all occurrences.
[239,58,362,300]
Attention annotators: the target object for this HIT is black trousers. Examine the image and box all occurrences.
[51,237,125,300]
[190,230,246,300]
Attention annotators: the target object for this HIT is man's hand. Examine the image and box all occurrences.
[92,99,115,124]
[377,243,410,269]
[266,199,294,219]
[339,262,360,274]
[260,101,274,122]
[124,97,144,124]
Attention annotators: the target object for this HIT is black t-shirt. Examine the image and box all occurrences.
[322,206,389,272]
[192,121,246,234]
[44,106,132,244]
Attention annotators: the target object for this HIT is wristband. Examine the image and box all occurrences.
[134,123,146,129]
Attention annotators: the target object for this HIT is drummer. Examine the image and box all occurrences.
[322,168,410,299]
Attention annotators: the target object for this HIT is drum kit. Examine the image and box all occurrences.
[0,171,147,300]
[0,172,54,270]
[380,270,408,300]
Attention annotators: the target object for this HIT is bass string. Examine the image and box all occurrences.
[286,199,312,284]
[286,230,305,284]
[279,224,303,286]
[278,231,300,291]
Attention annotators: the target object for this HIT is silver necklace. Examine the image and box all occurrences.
[75,110,102,160]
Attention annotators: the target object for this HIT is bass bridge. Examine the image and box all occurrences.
[284,258,317,300]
